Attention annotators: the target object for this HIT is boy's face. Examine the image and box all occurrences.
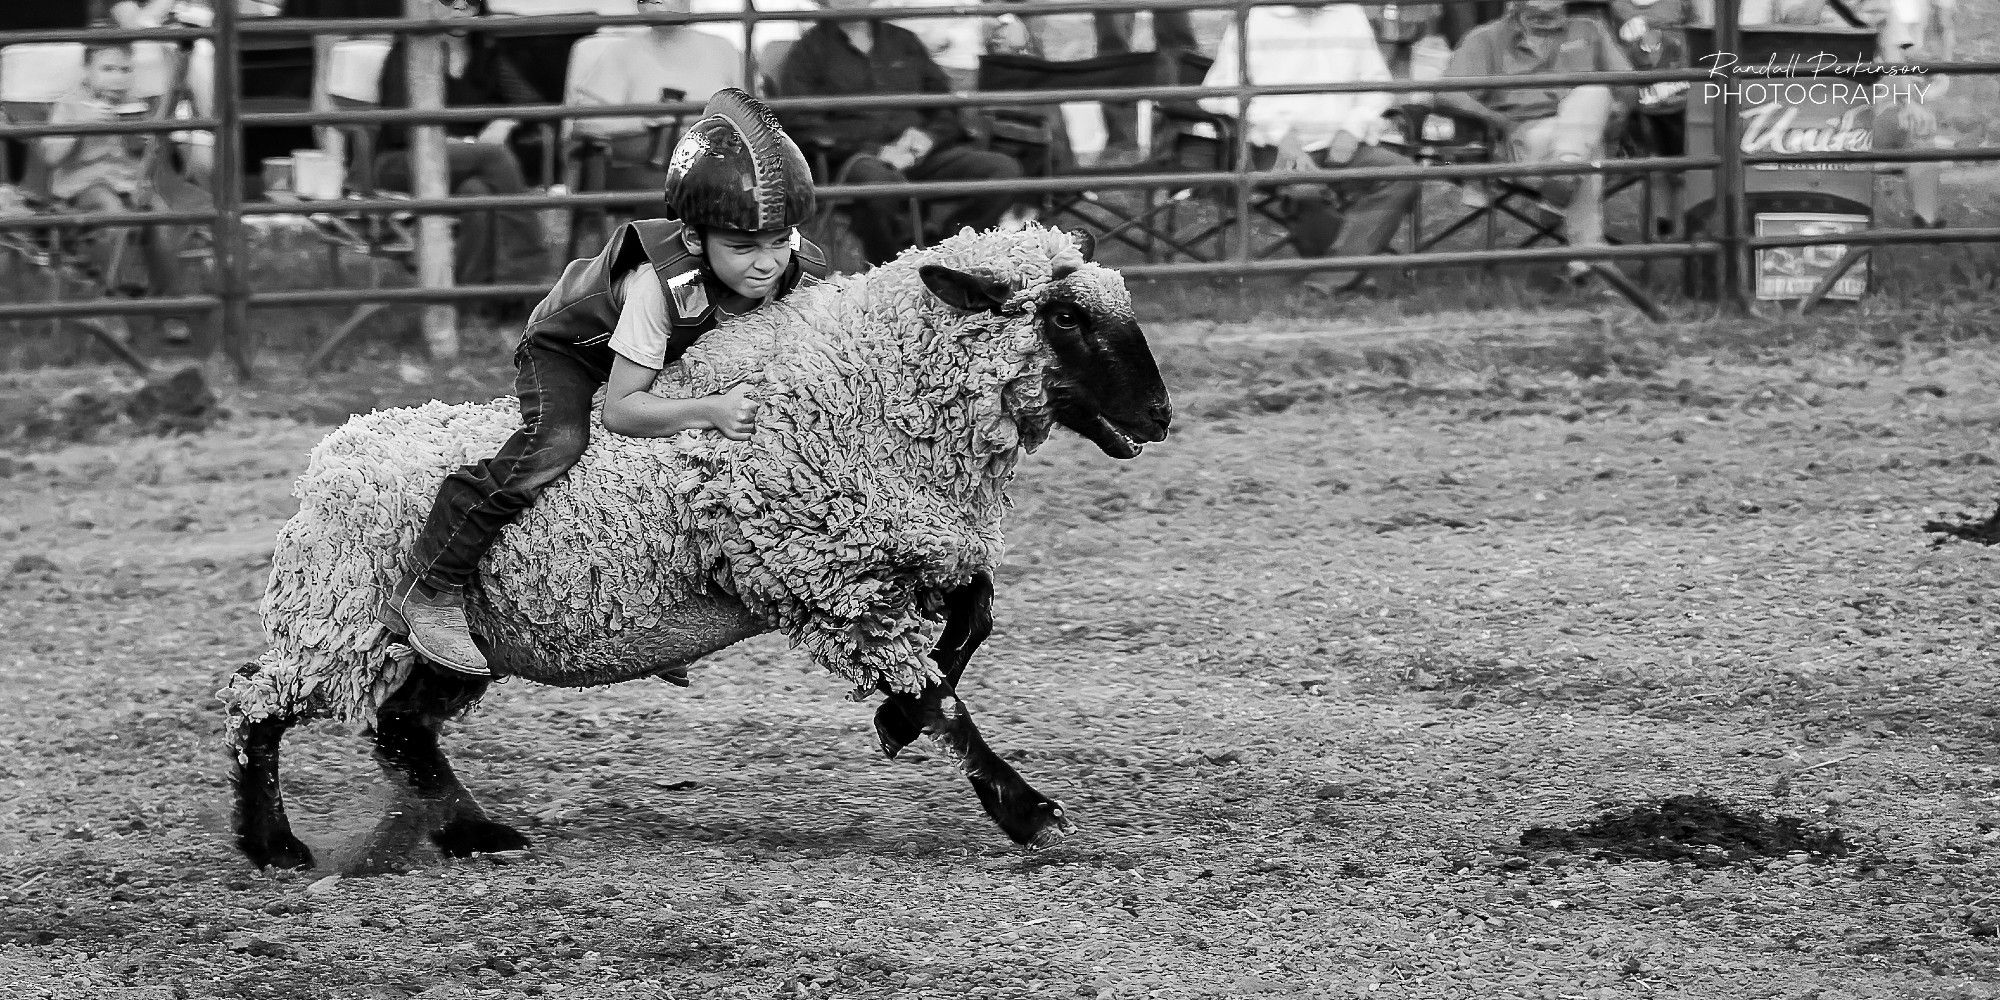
[85,50,135,100]
[699,227,796,300]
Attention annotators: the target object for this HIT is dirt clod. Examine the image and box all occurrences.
[10,554,58,575]
[1511,795,1850,867]
[1924,502,2000,547]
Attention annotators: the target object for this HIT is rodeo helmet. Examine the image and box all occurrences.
[662,88,816,232]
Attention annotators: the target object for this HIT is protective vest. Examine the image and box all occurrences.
[519,219,829,372]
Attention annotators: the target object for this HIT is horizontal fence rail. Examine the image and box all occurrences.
[1,0,1995,375]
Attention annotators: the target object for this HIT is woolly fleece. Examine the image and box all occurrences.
[224,226,1114,733]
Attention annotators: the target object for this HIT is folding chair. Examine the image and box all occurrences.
[1393,104,1663,316]
[0,41,210,367]
[1414,111,1658,247]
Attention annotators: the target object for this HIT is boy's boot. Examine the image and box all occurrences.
[378,572,490,676]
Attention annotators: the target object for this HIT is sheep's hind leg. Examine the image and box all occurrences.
[371,661,529,860]
[231,712,316,870]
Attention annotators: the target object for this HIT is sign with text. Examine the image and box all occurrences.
[1754,213,1869,301]
[1683,26,1883,214]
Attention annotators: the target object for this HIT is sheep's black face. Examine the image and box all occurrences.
[919,255,1171,459]
[1035,272,1171,459]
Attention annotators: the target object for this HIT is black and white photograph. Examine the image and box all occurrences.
[3,0,1999,996]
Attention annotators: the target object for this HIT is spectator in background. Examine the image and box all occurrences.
[42,42,209,343]
[688,0,819,71]
[1743,0,1955,227]
[884,0,988,91]
[1200,2,1419,295]
[376,0,549,301]
[1433,0,1632,251]
[572,0,746,198]
[776,0,1023,265]
[1884,0,1957,226]
[106,0,218,182]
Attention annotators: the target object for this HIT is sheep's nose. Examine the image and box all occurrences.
[1147,399,1173,434]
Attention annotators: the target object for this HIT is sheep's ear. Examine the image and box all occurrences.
[919,265,1015,313]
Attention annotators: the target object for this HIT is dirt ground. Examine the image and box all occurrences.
[3,314,2000,999]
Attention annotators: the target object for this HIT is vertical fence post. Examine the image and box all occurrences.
[406,0,459,361]
[743,0,760,95]
[212,0,253,379]
[1713,0,1748,308]
[1230,0,1252,265]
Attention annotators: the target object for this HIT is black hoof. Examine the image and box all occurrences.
[240,831,317,871]
[430,817,530,858]
[873,700,922,760]
[993,795,1078,851]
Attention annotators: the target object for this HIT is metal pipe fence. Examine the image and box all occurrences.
[0,0,1993,375]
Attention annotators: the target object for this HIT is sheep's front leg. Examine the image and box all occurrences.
[874,572,992,758]
[921,691,1076,850]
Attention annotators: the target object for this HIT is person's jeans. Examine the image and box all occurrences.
[1507,85,1614,247]
[1094,10,1198,53]
[407,341,607,593]
[1256,143,1421,288]
[376,141,550,286]
[838,145,1026,266]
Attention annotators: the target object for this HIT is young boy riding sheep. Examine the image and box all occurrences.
[378,89,830,677]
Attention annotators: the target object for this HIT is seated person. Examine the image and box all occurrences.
[41,42,210,344]
[1607,0,1697,233]
[573,0,747,200]
[107,0,219,183]
[885,0,991,92]
[1883,0,1957,227]
[1198,2,1420,295]
[1747,0,1953,227]
[776,0,1023,266]
[1433,0,1634,249]
[375,0,549,298]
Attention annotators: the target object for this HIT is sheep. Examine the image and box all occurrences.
[227,226,1174,870]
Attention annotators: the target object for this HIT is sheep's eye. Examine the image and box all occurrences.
[1049,309,1083,331]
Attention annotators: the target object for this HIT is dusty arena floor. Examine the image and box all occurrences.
[3,317,2000,999]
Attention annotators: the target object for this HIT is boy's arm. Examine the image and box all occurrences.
[601,270,755,440]
[603,355,752,439]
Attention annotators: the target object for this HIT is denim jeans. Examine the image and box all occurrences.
[406,340,610,593]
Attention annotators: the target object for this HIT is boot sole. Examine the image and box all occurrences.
[377,600,492,677]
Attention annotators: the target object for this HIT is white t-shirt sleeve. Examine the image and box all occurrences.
[607,269,675,370]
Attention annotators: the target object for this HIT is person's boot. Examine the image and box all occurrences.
[377,572,490,676]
